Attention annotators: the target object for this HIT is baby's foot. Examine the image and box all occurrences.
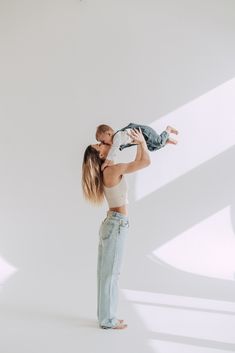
[167,137,178,145]
[166,125,179,135]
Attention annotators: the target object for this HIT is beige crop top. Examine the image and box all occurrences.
[103,175,128,208]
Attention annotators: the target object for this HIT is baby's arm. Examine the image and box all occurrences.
[101,133,122,171]
[101,130,134,171]
[106,132,122,159]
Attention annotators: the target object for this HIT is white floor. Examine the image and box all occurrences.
[1,287,235,353]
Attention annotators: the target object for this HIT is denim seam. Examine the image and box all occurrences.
[97,240,103,321]
[108,226,118,328]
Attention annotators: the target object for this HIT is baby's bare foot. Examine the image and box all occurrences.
[167,137,178,145]
[166,125,179,135]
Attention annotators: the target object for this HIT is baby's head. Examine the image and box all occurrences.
[96,124,114,145]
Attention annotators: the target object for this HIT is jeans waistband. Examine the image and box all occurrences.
[107,211,129,222]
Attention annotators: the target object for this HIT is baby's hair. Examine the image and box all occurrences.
[96,124,112,140]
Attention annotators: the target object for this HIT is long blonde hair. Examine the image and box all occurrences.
[82,145,105,204]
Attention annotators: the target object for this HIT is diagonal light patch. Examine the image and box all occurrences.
[122,289,235,349]
[0,255,18,290]
[149,339,234,353]
[149,206,235,281]
[135,78,235,200]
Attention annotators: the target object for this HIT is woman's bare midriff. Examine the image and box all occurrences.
[109,205,128,216]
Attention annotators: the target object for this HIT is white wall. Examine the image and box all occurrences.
[0,0,235,352]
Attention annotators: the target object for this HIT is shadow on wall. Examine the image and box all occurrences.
[125,145,235,301]
[117,145,235,352]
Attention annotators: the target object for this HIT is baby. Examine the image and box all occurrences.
[96,122,178,170]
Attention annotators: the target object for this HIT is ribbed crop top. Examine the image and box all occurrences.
[103,175,128,208]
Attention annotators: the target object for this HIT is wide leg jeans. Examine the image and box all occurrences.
[97,211,129,328]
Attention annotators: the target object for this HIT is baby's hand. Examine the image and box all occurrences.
[101,159,113,171]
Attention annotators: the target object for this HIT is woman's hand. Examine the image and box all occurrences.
[127,128,145,145]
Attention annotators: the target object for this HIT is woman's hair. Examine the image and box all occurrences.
[82,145,105,204]
[95,124,112,140]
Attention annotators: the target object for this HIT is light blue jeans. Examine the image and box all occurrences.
[97,211,129,328]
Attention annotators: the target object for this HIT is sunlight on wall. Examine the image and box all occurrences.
[123,289,235,351]
[150,207,235,281]
[126,79,235,351]
[0,255,18,290]
[135,78,235,200]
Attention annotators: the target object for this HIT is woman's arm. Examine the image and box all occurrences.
[108,129,151,176]
[134,140,142,161]
[126,127,142,161]
[122,142,150,173]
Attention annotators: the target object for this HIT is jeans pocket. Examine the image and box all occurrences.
[101,220,116,240]
[119,219,129,229]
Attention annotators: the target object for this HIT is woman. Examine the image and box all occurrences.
[82,128,151,329]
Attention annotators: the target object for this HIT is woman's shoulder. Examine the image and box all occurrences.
[103,163,125,175]
[103,164,123,187]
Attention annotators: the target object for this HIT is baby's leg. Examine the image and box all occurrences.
[166,125,178,135]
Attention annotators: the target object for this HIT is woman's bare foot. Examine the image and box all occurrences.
[100,320,128,329]
[113,322,128,329]
[166,125,179,135]
[167,137,178,145]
